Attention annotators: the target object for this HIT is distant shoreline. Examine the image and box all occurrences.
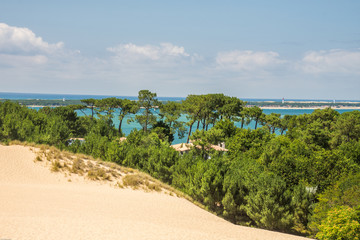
[260,106,360,110]
[25,105,360,110]
[2,97,359,110]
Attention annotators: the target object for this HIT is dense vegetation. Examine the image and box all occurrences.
[1,99,83,106]
[3,97,360,109]
[249,101,360,108]
[1,90,359,239]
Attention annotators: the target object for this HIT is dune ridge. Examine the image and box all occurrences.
[0,144,310,240]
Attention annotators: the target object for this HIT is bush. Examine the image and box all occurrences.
[122,174,145,189]
[310,173,360,234]
[87,168,109,180]
[51,160,62,172]
[316,206,360,240]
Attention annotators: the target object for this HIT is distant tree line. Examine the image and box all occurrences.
[4,97,360,109]
[1,99,83,106]
[249,101,360,108]
[0,90,359,239]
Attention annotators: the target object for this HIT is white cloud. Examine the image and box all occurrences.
[0,23,358,99]
[107,42,190,62]
[0,54,48,66]
[299,49,360,74]
[0,23,63,54]
[216,50,285,71]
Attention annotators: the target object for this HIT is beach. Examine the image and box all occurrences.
[260,106,360,110]
[0,144,311,240]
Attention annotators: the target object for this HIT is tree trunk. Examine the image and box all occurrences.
[241,118,244,129]
[144,109,149,132]
[255,119,258,129]
[196,120,200,130]
[186,122,194,143]
[118,119,123,135]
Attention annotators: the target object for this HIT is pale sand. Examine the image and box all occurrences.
[260,106,360,110]
[0,145,311,240]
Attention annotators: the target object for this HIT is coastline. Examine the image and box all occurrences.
[260,106,360,110]
[25,105,360,110]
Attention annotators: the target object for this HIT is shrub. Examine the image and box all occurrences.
[122,174,144,189]
[316,206,360,240]
[87,168,110,181]
[51,160,61,172]
[71,158,85,173]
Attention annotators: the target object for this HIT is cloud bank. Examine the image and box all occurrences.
[299,49,360,75]
[107,43,190,63]
[0,23,63,54]
[1,23,359,99]
[0,23,65,67]
[216,50,285,71]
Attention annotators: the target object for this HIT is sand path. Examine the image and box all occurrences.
[0,145,310,240]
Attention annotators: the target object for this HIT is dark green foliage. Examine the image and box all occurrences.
[227,128,273,158]
[136,90,159,132]
[339,140,360,165]
[316,206,360,240]
[212,119,239,139]
[291,184,315,234]
[330,111,360,147]
[1,99,360,237]
[159,101,186,138]
[152,121,174,143]
[222,154,260,224]
[244,172,294,231]
[310,173,360,235]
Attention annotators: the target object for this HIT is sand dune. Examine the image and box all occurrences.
[0,145,310,240]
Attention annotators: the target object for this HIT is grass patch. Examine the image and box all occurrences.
[87,168,110,181]
[109,169,120,178]
[71,158,85,174]
[61,151,72,159]
[122,174,145,189]
[145,181,162,192]
[51,160,62,172]
[116,181,124,188]
[87,161,94,169]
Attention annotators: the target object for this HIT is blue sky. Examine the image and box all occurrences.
[0,0,359,99]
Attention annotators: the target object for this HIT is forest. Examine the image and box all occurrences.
[3,97,360,109]
[0,90,359,239]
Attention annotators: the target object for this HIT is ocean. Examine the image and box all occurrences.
[2,91,360,103]
[1,92,359,144]
[0,92,184,102]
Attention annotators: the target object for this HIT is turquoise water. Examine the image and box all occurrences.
[2,91,360,103]
[5,91,360,143]
[7,91,358,144]
[0,92,184,102]
[30,107,359,144]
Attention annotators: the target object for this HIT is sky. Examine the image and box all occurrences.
[0,0,359,99]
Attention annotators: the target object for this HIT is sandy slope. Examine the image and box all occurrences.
[0,145,310,240]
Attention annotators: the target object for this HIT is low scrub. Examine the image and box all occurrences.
[87,168,110,181]
[122,174,145,189]
[51,160,62,172]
